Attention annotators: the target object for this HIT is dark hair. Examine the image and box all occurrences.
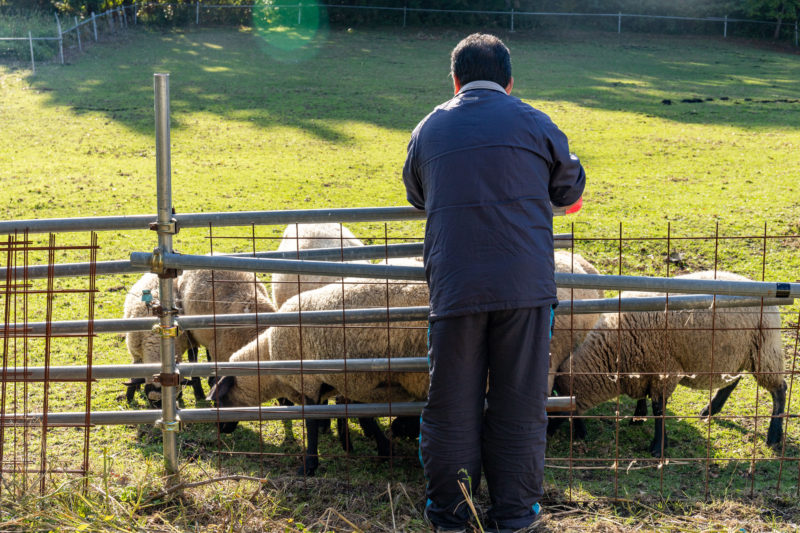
[450,33,511,88]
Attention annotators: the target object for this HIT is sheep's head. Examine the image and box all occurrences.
[206,376,240,434]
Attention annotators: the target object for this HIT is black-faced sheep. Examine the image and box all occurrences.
[554,271,787,457]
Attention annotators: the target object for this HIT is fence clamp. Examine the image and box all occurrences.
[152,371,181,387]
[149,218,178,235]
[153,324,179,338]
[155,414,181,432]
[149,248,179,279]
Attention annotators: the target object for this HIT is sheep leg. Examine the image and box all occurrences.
[337,417,354,452]
[277,398,297,445]
[186,345,207,403]
[358,417,392,459]
[630,398,648,425]
[122,378,146,403]
[649,395,668,458]
[766,380,787,447]
[390,416,420,440]
[299,415,321,477]
[699,377,741,418]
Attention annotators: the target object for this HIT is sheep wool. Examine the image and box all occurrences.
[556,270,786,451]
[271,223,367,309]
[549,252,604,392]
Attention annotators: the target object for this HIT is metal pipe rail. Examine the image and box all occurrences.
[0,207,426,235]
[0,295,791,338]
[0,398,577,427]
[131,251,800,299]
[1,358,430,381]
[0,234,572,280]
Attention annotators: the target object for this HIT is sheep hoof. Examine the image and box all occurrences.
[298,456,319,476]
[699,406,711,418]
[766,421,783,448]
[649,439,668,458]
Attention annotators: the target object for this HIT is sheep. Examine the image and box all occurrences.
[271,223,367,309]
[122,272,200,404]
[209,275,430,475]
[549,252,604,393]
[130,269,277,406]
[553,271,787,457]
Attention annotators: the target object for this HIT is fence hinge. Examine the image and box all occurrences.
[152,372,181,387]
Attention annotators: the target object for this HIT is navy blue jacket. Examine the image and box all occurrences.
[403,81,586,321]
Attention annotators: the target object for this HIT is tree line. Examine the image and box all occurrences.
[2,0,798,40]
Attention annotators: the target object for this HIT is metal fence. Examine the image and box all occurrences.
[1,73,799,503]
[2,2,798,73]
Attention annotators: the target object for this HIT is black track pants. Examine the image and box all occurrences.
[420,307,552,530]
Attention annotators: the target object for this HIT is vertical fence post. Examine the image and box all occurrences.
[724,15,728,38]
[196,1,200,24]
[122,7,128,28]
[298,2,303,25]
[107,9,113,32]
[153,73,180,483]
[91,12,98,41]
[134,2,138,25]
[618,12,622,33]
[54,13,64,65]
[75,16,82,51]
[28,31,35,75]
[403,4,407,27]
[795,21,798,47]
[510,8,515,32]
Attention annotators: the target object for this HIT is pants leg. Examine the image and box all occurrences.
[482,306,552,530]
[421,313,489,529]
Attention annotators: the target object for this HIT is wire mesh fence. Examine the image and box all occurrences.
[1,217,799,504]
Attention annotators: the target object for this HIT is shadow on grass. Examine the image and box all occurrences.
[24,26,800,141]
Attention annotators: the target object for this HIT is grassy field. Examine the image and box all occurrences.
[1,20,800,531]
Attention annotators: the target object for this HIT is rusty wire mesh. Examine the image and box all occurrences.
[0,221,798,504]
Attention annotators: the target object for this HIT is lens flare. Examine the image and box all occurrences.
[252,0,328,63]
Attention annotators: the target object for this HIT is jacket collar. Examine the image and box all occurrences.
[457,80,507,95]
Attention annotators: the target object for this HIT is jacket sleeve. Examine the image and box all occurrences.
[402,133,426,210]
[545,122,586,208]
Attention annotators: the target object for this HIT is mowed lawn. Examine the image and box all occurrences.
[1,23,800,531]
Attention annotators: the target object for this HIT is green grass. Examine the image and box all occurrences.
[1,23,800,530]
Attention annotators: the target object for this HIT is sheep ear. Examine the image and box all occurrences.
[207,376,235,402]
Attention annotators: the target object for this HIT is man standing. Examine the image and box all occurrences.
[402,34,585,532]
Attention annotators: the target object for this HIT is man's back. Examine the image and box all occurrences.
[404,83,583,320]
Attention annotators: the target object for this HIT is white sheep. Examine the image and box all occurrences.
[271,223,367,309]
[549,251,604,392]
[122,272,197,404]
[554,270,787,456]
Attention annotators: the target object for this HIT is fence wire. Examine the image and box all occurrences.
[0,220,798,504]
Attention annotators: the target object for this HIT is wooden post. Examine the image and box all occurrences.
[403,5,407,27]
[122,7,128,28]
[196,2,200,25]
[298,2,302,25]
[510,8,515,32]
[724,15,728,38]
[618,12,622,33]
[107,9,113,32]
[28,31,35,75]
[795,21,798,47]
[75,16,82,51]
[91,12,98,41]
[55,12,64,64]
[134,2,138,25]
